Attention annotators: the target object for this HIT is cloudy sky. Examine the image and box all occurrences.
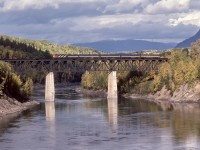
[0,0,200,44]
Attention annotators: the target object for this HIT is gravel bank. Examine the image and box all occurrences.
[76,87,107,98]
[0,98,39,118]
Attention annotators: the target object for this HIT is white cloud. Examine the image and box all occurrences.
[50,13,168,32]
[169,11,200,27]
[145,0,190,14]
[0,0,58,11]
[0,0,102,12]
[0,0,199,44]
[103,0,149,13]
[48,14,173,36]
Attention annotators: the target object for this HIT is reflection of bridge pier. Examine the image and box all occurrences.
[45,102,56,147]
[45,101,55,121]
[107,98,118,130]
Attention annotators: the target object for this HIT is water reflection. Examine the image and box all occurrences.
[107,98,118,131]
[136,100,200,147]
[45,102,55,121]
[45,102,56,148]
[170,103,200,143]
[2,86,200,150]
[0,113,21,136]
[45,101,55,134]
[154,100,173,111]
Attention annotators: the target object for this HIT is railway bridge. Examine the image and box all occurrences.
[1,54,167,101]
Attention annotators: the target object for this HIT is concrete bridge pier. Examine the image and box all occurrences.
[107,71,118,99]
[45,72,55,101]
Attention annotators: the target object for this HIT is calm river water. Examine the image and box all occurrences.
[1,86,200,150]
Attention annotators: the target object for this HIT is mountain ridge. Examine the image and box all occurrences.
[74,39,177,52]
[176,29,200,48]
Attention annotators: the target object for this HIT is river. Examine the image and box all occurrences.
[1,85,200,150]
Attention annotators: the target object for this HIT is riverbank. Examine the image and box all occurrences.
[76,87,107,98]
[0,97,39,118]
[78,82,200,103]
[124,83,200,103]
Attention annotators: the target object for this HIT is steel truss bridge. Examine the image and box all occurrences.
[0,54,168,100]
[1,55,168,73]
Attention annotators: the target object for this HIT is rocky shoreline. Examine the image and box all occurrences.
[0,98,39,118]
[124,83,200,103]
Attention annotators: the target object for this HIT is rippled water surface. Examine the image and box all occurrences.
[1,86,200,150]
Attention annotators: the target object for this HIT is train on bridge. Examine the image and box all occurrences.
[52,53,162,59]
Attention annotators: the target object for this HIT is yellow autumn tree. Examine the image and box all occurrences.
[190,39,200,59]
[173,60,197,85]
[173,61,185,85]
[81,71,94,89]
[153,62,173,91]
[184,61,198,83]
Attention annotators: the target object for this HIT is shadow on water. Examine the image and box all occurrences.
[0,104,41,138]
[0,113,22,137]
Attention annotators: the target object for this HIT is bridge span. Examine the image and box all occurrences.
[1,54,167,101]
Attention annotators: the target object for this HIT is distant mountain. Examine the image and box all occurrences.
[176,29,200,48]
[74,39,177,52]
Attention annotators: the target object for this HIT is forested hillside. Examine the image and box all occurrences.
[0,35,100,59]
[0,35,101,85]
[81,39,200,94]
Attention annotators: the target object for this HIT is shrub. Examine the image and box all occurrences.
[0,61,33,101]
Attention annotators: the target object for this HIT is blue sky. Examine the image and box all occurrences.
[0,0,199,44]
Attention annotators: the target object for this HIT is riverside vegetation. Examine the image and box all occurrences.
[1,34,200,108]
[81,39,200,102]
[0,60,37,117]
[0,35,99,116]
[0,61,33,101]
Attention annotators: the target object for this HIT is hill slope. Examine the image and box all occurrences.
[0,35,99,59]
[176,29,200,48]
[74,39,176,52]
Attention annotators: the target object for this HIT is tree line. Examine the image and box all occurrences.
[0,35,99,59]
[81,39,200,94]
[0,35,100,84]
[0,35,100,101]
